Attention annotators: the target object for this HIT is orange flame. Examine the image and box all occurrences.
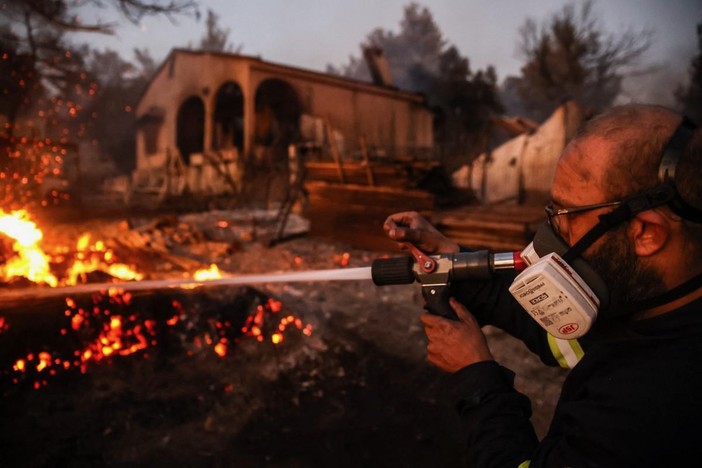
[194,264,222,281]
[64,233,144,285]
[0,210,143,286]
[0,209,58,286]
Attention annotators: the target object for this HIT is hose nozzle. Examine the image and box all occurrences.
[371,249,525,287]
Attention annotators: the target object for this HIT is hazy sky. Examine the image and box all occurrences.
[73,0,701,105]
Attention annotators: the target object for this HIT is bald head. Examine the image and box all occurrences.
[561,104,702,260]
[572,104,682,199]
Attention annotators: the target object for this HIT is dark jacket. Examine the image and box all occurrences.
[451,273,702,467]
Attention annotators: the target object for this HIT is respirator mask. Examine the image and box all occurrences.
[508,117,700,339]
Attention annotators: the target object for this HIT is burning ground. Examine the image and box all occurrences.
[0,209,566,467]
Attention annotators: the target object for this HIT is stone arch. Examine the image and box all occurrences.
[212,81,244,154]
[176,95,205,165]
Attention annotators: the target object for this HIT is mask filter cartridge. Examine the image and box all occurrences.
[508,252,599,339]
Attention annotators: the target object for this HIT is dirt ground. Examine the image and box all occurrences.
[0,211,567,467]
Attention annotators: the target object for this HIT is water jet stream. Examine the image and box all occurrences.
[0,267,374,306]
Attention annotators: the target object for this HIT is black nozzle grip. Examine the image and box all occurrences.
[422,285,458,321]
[371,256,415,285]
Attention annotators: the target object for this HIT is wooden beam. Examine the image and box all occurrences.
[324,118,345,183]
[359,135,375,186]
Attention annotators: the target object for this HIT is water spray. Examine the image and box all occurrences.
[0,267,374,306]
[0,246,526,315]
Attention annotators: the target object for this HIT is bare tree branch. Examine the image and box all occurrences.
[2,0,198,34]
[515,0,652,119]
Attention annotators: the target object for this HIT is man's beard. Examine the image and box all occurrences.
[585,228,666,309]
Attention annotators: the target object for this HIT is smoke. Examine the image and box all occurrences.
[616,41,697,108]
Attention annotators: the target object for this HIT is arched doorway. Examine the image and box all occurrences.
[251,79,303,205]
[176,96,205,165]
[254,79,302,162]
[212,81,244,155]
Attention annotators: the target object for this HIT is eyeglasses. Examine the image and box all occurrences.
[545,200,623,239]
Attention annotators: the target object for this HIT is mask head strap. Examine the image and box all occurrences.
[657,117,702,222]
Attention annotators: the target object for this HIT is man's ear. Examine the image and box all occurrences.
[629,210,672,257]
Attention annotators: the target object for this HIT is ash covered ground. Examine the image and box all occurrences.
[0,211,566,467]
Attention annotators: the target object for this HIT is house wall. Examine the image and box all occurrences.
[469,134,528,204]
[248,62,433,155]
[135,50,434,170]
[452,102,582,205]
[521,104,569,199]
[132,50,433,199]
[136,52,252,170]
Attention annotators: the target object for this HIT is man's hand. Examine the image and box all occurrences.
[383,211,459,254]
[420,298,493,373]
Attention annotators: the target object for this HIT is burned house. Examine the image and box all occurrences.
[435,102,584,251]
[131,49,435,204]
[451,101,583,205]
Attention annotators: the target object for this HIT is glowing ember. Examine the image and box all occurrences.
[271,332,283,344]
[333,251,351,267]
[214,339,228,357]
[36,352,52,372]
[240,300,313,346]
[3,287,314,390]
[0,135,74,209]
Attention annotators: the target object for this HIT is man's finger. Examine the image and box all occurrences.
[390,227,422,243]
[420,312,444,328]
[384,212,418,230]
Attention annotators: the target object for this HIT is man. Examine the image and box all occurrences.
[384,104,702,466]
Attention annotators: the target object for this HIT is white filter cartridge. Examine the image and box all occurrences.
[508,252,599,339]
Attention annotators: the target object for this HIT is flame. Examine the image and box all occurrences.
[0,209,58,286]
[194,264,222,281]
[0,211,143,286]
[64,233,144,285]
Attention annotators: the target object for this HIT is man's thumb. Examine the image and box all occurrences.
[449,297,474,323]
